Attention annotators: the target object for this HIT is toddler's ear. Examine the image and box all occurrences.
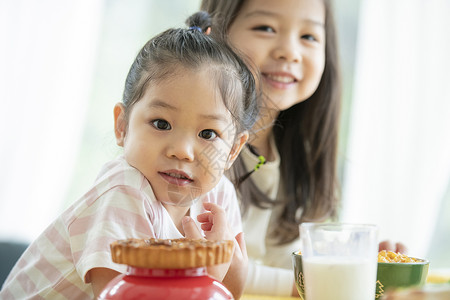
[114,103,126,146]
[225,131,249,170]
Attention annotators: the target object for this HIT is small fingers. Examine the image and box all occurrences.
[197,212,213,232]
[197,212,213,223]
[202,202,227,228]
[203,202,226,216]
[201,223,213,231]
[198,202,233,241]
[182,216,204,239]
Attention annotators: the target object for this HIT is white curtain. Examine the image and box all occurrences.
[342,0,450,258]
[0,0,104,241]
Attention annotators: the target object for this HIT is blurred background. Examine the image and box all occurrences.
[1,0,449,272]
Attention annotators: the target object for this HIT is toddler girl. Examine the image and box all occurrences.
[0,11,258,300]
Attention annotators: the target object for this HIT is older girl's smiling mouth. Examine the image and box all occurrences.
[262,72,298,89]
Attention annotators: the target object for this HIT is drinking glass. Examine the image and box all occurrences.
[299,223,378,300]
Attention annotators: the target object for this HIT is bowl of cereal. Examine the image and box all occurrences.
[375,250,429,298]
[291,250,429,300]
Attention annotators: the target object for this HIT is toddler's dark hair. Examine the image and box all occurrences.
[121,11,259,135]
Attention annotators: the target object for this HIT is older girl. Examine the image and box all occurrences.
[201,0,341,296]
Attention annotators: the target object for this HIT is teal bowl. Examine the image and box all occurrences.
[291,252,429,299]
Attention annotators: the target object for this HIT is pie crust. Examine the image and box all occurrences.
[110,238,234,269]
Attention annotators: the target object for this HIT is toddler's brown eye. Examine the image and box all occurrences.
[151,119,171,130]
[199,129,217,140]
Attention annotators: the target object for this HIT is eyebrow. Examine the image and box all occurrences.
[147,99,177,110]
[244,9,324,27]
[198,113,229,124]
[243,9,279,18]
[148,99,229,123]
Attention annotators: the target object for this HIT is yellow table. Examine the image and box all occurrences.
[240,271,450,300]
[427,269,450,284]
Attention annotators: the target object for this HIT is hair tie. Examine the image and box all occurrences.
[254,155,266,171]
[189,26,202,32]
[235,145,266,188]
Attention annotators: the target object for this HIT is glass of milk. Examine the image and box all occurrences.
[299,223,378,300]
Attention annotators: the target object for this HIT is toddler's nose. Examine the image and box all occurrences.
[166,135,195,162]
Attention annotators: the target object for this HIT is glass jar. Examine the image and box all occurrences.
[99,265,234,300]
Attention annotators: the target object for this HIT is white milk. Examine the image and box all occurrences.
[303,256,377,300]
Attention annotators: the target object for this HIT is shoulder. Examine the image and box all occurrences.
[64,157,156,224]
[95,156,146,188]
[89,156,156,202]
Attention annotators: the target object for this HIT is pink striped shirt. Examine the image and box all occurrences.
[0,157,242,299]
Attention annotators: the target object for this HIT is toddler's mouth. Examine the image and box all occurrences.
[166,172,191,180]
[159,170,194,186]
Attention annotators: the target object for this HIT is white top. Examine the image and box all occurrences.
[239,138,301,297]
[0,157,242,300]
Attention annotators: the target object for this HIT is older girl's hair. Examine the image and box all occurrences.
[201,0,342,244]
[121,11,259,135]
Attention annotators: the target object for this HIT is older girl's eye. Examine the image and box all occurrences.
[252,25,275,33]
[301,34,317,42]
[151,119,171,130]
[199,129,218,140]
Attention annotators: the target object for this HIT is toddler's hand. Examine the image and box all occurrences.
[182,211,232,282]
[197,202,248,299]
[196,202,234,241]
[182,203,248,299]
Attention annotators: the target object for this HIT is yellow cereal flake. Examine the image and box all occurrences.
[378,250,420,263]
